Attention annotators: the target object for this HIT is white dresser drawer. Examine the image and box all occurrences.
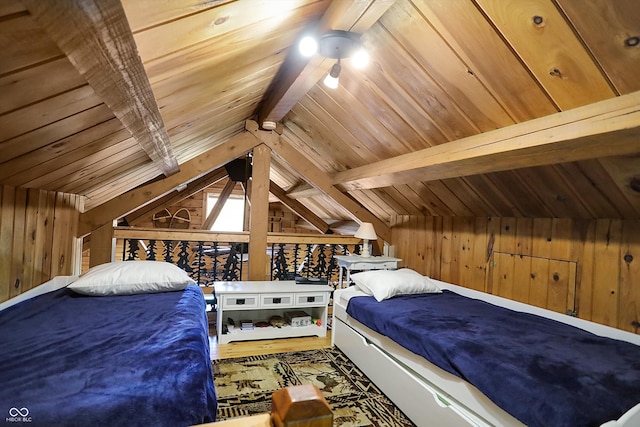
[294,292,328,306]
[222,294,258,309]
[261,293,294,308]
[349,261,398,270]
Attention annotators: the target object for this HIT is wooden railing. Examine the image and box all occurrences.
[113,227,361,286]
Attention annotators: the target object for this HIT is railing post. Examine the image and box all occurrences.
[196,241,203,285]
[147,239,157,260]
[89,221,115,267]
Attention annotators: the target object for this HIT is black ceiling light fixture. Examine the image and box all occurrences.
[298,30,369,89]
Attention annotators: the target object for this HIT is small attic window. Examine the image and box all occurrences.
[205,195,245,232]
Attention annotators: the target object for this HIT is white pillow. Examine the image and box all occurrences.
[68,261,196,296]
[350,268,441,302]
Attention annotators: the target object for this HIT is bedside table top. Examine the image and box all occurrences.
[333,255,401,266]
[213,280,332,294]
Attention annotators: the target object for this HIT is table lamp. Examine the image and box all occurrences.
[354,222,377,257]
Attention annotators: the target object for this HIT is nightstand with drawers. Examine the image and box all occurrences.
[334,255,401,288]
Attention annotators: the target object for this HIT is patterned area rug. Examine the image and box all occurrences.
[212,346,415,426]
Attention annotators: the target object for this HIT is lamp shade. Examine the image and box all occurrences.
[354,222,377,240]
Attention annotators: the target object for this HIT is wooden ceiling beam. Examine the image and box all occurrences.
[23,0,179,176]
[269,181,330,234]
[286,182,323,199]
[246,120,391,242]
[256,0,396,126]
[202,178,237,230]
[295,219,360,235]
[334,91,640,191]
[79,132,261,237]
[124,166,229,225]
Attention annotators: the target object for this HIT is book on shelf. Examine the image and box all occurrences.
[240,319,254,330]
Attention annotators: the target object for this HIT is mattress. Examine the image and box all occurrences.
[0,285,216,427]
[345,290,640,427]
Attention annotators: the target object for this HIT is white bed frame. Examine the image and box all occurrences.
[0,275,77,312]
[332,280,640,427]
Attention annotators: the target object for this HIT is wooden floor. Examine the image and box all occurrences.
[209,334,332,359]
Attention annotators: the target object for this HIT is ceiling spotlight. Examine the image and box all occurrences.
[297,29,368,89]
[351,48,369,69]
[298,36,317,57]
[323,60,341,89]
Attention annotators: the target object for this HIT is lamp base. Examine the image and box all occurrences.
[360,239,371,257]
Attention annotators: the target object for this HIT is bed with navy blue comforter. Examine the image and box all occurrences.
[0,285,216,427]
[346,290,640,427]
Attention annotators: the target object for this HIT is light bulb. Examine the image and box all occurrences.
[323,61,341,89]
[351,48,369,69]
[298,36,317,57]
[323,74,339,89]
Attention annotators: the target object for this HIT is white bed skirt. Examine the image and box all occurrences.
[332,280,640,427]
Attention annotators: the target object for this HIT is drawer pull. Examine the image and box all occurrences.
[273,297,282,304]
[236,298,245,305]
[306,296,316,303]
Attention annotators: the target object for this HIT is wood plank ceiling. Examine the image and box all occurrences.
[1,0,639,231]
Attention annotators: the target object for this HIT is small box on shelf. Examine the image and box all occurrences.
[285,310,311,327]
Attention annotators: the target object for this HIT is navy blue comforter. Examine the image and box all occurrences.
[347,290,640,427]
[0,286,216,427]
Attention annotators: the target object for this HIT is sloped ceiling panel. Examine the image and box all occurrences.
[278,0,640,222]
[1,0,638,224]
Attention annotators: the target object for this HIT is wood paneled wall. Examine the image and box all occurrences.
[391,216,640,333]
[131,191,206,229]
[82,192,206,272]
[0,185,81,303]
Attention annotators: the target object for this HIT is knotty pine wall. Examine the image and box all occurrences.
[131,191,206,229]
[81,192,206,272]
[391,216,640,333]
[0,185,82,303]
[125,191,307,233]
[269,202,315,234]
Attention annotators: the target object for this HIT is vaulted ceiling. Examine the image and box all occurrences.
[1,0,639,236]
